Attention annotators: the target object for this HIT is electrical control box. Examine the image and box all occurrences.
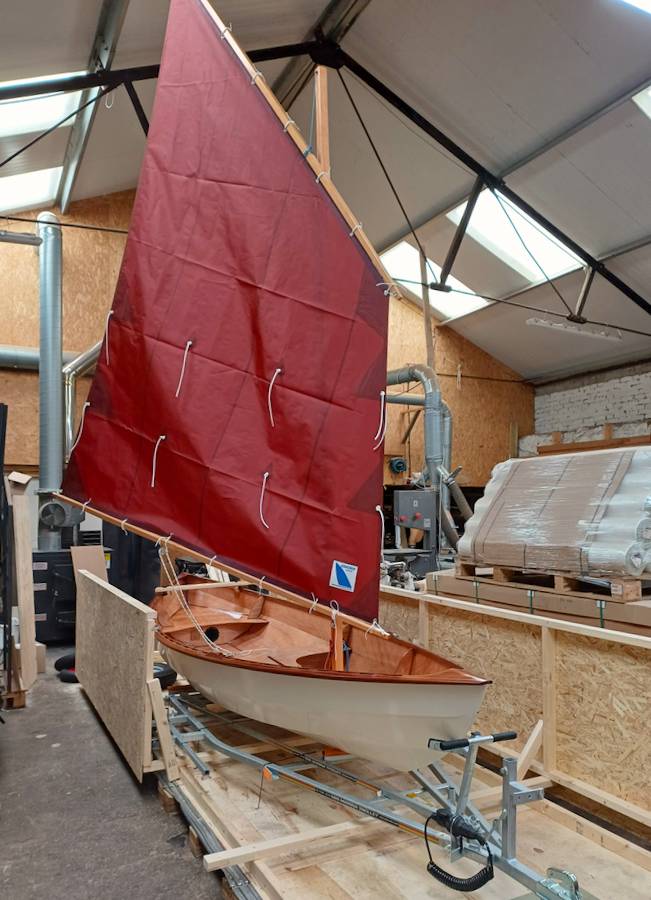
[393,489,436,530]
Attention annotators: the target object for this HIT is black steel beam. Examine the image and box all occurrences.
[439,175,483,286]
[123,81,149,136]
[0,43,320,103]
[337,47,651,318]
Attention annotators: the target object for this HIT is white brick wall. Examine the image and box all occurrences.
[535,371,651,433]
[519,366,651,456]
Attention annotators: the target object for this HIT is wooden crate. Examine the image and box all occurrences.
[380,585,651,822]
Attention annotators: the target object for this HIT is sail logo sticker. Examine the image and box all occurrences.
[329,560,358,593]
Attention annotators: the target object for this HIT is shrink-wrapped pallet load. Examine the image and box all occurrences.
[458,447,651,578]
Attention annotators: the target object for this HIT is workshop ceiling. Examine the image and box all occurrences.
[2,0,651,380]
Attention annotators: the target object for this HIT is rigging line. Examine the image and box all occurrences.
[0,86,113,170]
[492,189,573,315]
[392,275,651,335]
[2,215,128,235]
[344,67,472,177]
[336,69,439,286]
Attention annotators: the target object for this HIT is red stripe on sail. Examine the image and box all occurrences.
[63,0,389,620]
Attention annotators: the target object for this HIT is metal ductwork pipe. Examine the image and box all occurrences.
[0,229,41,247]
[63,341,101,459]
[37,212,63,550]
[0,345,76,370]
[386,364,444,487]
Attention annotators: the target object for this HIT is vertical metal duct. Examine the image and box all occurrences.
[37,212,63,550]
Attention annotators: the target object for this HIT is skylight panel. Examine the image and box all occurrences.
[380,240,489,321]
[0,72,84,139]
[447,190,582,283]
[632,85,651,119]
[619,1,651,15]
[0,166,63,214]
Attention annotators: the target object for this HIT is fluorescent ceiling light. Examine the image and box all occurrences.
[619,1,651,14]
[0,72,84,139]
[380,240,489,320]
[526,317,623,342]
[448,190,582,283]
[0,166,63,214]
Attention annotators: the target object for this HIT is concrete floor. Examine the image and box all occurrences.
[0,648,220,900]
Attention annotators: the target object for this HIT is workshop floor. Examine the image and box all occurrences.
[0,648,219,900]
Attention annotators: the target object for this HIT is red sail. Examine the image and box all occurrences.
[63,0,389,620]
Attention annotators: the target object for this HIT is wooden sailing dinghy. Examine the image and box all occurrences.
[61,0,489,772]
[153,576,488,772]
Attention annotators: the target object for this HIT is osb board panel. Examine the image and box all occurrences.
[178,719,651,900]
[385,299,533,485]
[1,190,132,350]
[556,631,651,809]
[379,595,541,751]
[75,569,154,780]
[1,371,91,467]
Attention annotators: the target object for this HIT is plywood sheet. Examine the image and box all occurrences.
[75,570,154,780]
[556,631,651,808]
[70,544,108,588]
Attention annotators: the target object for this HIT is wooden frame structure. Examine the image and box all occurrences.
[379,584,651,826]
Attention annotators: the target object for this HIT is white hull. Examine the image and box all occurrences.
[164,647,487,771]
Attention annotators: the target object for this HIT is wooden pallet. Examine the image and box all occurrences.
[158,699,651,900]
[456,561,647,602]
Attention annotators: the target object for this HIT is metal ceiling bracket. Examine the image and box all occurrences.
[56,0,131,213]
[272,0,373,106]
[123,80,149,136]
[568,266,596,323]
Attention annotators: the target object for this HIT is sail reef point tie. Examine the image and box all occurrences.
[70,401,90,453]
[151,435,166,488]
[267,367,282,427]
[259,472,270,529]
[175,340,193,398]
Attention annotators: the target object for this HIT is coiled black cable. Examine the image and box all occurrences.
[424,813,494,892]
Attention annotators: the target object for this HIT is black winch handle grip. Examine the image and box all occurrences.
[433,731,518,751]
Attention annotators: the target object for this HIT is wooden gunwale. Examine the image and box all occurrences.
[156,630,490,686]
